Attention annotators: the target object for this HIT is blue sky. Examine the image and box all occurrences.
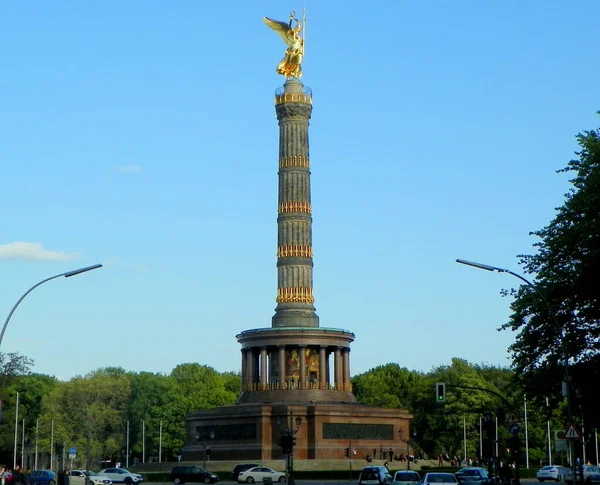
[1,1,598,381]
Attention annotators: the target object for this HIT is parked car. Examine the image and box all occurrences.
[359,466,393,485]
[455,468,490,485]
[98,469,143,485]
[536,466,568,482]
[454,469,471,483]
[170,466,219,484]
[236,466,285,484]
[565,465,600,485]
[392,470,422,485]
[31,471,57,485]
[231,465,260,482]
[69,471,113,485]
[422,473,459,485]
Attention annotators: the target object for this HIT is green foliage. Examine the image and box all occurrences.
[500,114,600,427]
[0,360,239,466]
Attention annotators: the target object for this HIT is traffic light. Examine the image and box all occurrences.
[344,447,350,458]
[279,435,293,454]
[436,382,446,403]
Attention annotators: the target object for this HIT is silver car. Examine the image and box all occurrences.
[393,471,421,485]
[423,473,459,485]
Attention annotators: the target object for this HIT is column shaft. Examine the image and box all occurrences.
[319,346,327,389]
[279,346,286,390]
[260,348,268,390]
[299,346,306,389]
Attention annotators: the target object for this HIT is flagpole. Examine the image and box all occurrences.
[524,394,530,468]
[35,419,39,470]
[479,417,483,459]
[21,418,25,468]
[582,424,586,464]
[546,397,552,466]
[495,417,499,458]
[126,420,130,468]
[159,421,163,463]
[13,392,19,469]
[594,428,598,466]
[463,417,467,462]
[50,420,54,472]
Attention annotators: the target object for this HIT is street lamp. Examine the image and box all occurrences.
[456,258,574,479]
[194,430,215,469]
[278,411,302,485]
[1,264,103,349]
[398,425,414,470]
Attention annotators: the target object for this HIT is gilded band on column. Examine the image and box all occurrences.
[279,155,310,168]
[277,245,313,258]
[276,287,315,303]
[278,201,311,214]
[275,92,312,105]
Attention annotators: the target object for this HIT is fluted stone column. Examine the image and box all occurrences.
[278,346,286,389]
[246,349,254,391]
[241,349,247,389]
[272,79,319,329]
[299,346,306,389]
[334,347,342,390]
[319,346,327,389]
[343,348,351,390]
[260,348,268,389]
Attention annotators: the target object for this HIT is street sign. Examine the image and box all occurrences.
[564,423,582,440]
[69,447,77,455]
[68,454,76,459]
[509,423,520,435]
[507,413,519,424]
[554,430,568,451]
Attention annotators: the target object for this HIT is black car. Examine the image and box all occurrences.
[170,466,219,485]
[231,465,260,482]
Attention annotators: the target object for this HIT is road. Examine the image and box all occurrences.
[152,480,539,485]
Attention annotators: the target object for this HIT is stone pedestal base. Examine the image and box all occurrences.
[183,402,412,461]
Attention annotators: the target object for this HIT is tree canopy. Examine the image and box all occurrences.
[500,113,600,427]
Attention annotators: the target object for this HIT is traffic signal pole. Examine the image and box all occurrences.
[349,440,352,481]
[436,383,522,485]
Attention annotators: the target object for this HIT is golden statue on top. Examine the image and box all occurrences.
[263,10,305,79]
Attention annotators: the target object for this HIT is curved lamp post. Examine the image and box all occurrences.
[456,258,574,479]
[1,264,103,350]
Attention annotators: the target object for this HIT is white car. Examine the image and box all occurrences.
[565,465,600,485]
[422,473,459,485]
[536,466,568,482]
[69,471,113,485]
[98,469,143,485]
[393,471,422,485]
[237,466,285,483]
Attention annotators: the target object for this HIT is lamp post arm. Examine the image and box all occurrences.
[1,264,102,350]
[0,273,64,349]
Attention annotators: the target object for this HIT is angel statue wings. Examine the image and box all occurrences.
[263,11,305,79]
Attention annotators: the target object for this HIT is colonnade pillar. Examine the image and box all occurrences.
[241,349,247,388]
[334,347,342,390]
[278,346,286,388]
[260,347,268,389]
[343,348,351,390]
[319,346,327,389]
[246,349,254,391]
[299,346,306,389]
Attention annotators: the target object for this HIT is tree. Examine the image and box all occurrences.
[501,114,600,427]
[0,351,33,390]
